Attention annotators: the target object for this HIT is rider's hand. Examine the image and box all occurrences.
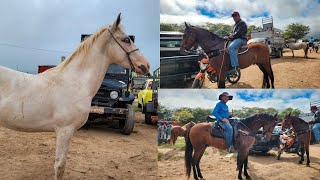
[222,118,229,123]
[224,36,229,40]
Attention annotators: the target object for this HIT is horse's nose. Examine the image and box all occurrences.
[138,64,149,75]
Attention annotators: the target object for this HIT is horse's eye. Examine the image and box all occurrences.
[123,37,131,44]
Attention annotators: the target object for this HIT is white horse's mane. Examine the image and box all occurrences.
[56,25,124,71]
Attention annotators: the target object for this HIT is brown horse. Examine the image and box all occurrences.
[170,121,196,145]
[282,113,311,166]
[185,113,278,180]
[180,23,274,89]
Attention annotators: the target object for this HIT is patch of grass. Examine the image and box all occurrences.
[132,101,140,112]
[158,137,186,151]
[158,152,164,161]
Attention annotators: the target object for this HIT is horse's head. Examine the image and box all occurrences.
[282,112,294,131]
[260,113,278,141]
[180,22,197,55]
[104,14,150,75]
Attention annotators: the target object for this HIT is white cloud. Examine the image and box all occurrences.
[160,0,320,36]
[158,89,319,113]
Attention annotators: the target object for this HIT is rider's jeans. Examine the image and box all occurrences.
[312,123,320,141]
[228,38,247,68]
[219,121,233,148]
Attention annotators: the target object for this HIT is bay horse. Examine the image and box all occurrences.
[282,113,311,166]
[180,23,274,89]
[0,14,150,180]
[170,121,196,145]
[185,113,278,180]
[286,42,308,58]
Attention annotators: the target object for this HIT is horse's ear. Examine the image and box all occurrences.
[111,13,122,31]
[185,22,190,30]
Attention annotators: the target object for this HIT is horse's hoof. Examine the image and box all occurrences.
[246,176,251,180]
[306,164,310,167]
[298,161,303,164]
[238,177,243,180]
[200,178,206,180]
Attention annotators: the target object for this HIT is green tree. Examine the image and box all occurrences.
[160,23,184,32]
[247,25,262,35]
[278,108,302,121]
[174,110,194,124]
[283,23,310,40]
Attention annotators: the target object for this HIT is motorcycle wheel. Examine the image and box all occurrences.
[227,68,241,84]
[277,149,282,160]
[192,77,205,88]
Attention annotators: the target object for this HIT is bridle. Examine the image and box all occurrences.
[183,29,225,59]
[108,29,139,72]
[239,119,276,137]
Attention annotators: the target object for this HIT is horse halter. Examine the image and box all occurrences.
[108,29,139,72]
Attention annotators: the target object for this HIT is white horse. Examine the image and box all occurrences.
[286,42,308,58]
[0,14,150,180]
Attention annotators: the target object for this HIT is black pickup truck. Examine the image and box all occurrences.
[160,31,200,88]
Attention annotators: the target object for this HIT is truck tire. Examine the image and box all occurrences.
[145,112,152,124]
[275,50,281,58]
[191,77,204,88]
[121,104,135,135]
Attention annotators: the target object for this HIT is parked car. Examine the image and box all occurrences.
[160,31,200,88]
[137,79,159,124]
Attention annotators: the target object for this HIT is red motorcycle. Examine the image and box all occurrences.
[192,58,241,88]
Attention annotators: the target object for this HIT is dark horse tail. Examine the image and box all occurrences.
[185,127,193,178]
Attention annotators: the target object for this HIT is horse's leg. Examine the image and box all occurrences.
[262,63,275,89]
[238,151,245,180]
[306,144,310,166]
[195,147,206,179]
[299,142,305,164]
[244,155,251,179]
[257,64,267,88]
[54,127,75,180]
[291,49,294,57]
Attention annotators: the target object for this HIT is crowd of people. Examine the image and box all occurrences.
[158,121,172,143]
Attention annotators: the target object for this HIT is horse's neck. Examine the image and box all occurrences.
[291,117,307,131]
[196,29,224,52]
[242,120,263,133]
[58,43,111,98]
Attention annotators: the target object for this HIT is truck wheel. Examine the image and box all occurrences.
[192,77,204,88]
[145,112,152,124]
[277,149,282,160]
[276,50,281,58]
[120,104,135,135]
[227,69,241,84]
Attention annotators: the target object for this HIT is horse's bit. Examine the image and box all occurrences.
[108,29,139,72]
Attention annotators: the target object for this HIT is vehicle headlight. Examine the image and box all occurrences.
[110,91,119,99]
[200,62,208,71]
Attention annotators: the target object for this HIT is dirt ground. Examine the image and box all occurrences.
[158,140,320,180]
[203,49,320,88]
[0,112,157,180]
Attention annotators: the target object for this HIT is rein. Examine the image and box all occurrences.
[108,29,139,72]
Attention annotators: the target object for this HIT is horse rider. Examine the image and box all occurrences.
[309,37,315,52]
[310,106,320,144]
[224,11,248,75]
[212,92,236,153]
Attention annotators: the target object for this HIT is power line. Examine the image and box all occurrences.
[0,43,71,54]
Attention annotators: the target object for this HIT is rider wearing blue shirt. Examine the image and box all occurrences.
[212,92,236,153]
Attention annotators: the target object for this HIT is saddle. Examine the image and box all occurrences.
[225,40,249,55]
[210,118,238,138]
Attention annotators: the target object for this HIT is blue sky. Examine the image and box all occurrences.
[158,89,320,113]
[160,0,320,37]
[0,0,159,73]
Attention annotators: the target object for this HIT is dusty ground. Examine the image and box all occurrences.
[203,49,320,88]
[0,112,157,180]
[158,139,320,180]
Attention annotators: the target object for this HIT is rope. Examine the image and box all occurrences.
[217,41,227,86]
